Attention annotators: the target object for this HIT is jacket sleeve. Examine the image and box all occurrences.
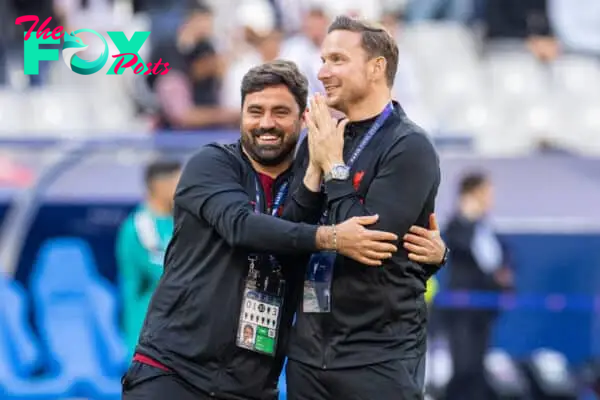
[174,144,319,254]
[281,137,326,224]
[324,132,440,240]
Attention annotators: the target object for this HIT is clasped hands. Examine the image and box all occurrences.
[304,93,346,174]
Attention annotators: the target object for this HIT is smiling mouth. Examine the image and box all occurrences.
[255,134,282,145]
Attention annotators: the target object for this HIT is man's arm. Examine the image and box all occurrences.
[175,144,398,265]
[175,144,325,254]
[325,132,440,240]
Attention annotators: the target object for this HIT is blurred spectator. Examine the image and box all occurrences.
[221,0,283,109]
[4,0,62,87]
[279,2,330,96]
[380,9,423,117]
[405,0,474,23]
[116,160,181,355]
[548,0,600,57]
[149,0,239,130]
[0,0,13,86]
[484,0,559,62]
[442,172,514,400]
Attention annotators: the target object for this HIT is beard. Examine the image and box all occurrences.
[241,127,299,167]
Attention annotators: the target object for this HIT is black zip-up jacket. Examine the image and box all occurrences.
[287,102,441,369]
[134,140,322,400]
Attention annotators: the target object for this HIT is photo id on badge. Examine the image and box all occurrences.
[236,287,283,356]
[236,255,285,356]
[302,251,335,313]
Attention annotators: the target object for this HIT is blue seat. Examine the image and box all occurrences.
[0,274,73,399]
[29,238,126,400]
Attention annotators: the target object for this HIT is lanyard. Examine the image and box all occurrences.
[318,103,394,224]
[346,102,394,168]
[254,177,289,217]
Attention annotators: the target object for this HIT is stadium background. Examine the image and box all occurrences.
[0,0,599,399]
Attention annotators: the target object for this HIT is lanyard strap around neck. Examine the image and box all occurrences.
[346,102,394,168]
[254,177,289,217]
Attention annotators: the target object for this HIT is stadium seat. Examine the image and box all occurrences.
[30,237,99,288]
[88,280,129,376]
[29,237,124,400]
[0,274,73,399]
[551,55,600,100]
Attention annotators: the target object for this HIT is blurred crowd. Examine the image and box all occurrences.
[0,0,599,153]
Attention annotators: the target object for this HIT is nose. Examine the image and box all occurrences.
[259,112,276,129]
[318,63,332,82]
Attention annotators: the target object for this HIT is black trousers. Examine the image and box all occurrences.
[122,362,213,400]
[286,356,426,400]
[444,311,494,400]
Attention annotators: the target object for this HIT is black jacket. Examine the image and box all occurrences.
[287,102,441,369]
[134,140,322,400]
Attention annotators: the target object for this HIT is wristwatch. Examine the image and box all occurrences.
[324,164,350,182]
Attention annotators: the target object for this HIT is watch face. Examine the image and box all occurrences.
[333,165,350,179]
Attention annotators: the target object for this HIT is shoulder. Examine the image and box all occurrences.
[385,117,439,164]
[116,212,139,247]
[184,142,241,170]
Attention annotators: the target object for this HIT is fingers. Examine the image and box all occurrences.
[356,256,383,267]
[403,233,430,247]
[353,215,379,225]
[362,249,393,261]
[407,225,432,237]
[308,97,320,128]
[305,111,318,134]
[336,118,348,135]
[366,241,398,253]
[365,229,399,242]
[408,253,432,263]
[403,242,428,255]
[429,213,439,231]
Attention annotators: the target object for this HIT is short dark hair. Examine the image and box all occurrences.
[459,172,489,196]
[327,15,399,88]
[145,160,182,188]
[240,60,308,114]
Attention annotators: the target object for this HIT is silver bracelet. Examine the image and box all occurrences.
[332,224,337,252]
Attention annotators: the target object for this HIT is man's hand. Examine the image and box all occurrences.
[403,214,446,265]
[316,215,398,266]
[306,94,347,172]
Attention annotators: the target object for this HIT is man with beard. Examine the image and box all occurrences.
[285,16,443,400]
[121,60,446,400]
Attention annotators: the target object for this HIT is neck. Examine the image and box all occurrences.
[146,197,171,216]
[345,88,392,122]
[243,148,293,179]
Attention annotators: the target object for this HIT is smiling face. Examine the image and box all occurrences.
[241,84,302,166]
[318,30,371,114]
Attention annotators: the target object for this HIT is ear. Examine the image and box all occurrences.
[370,56,387,82]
